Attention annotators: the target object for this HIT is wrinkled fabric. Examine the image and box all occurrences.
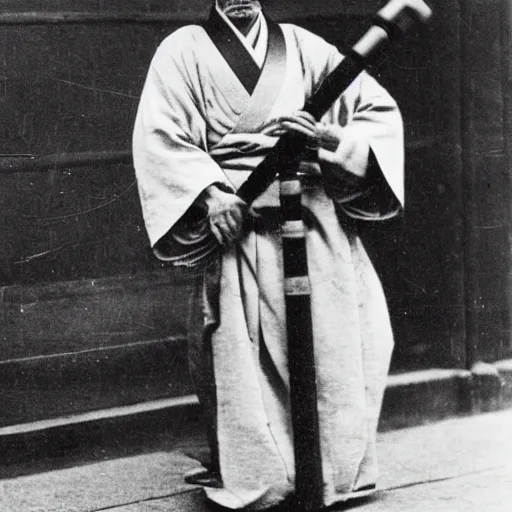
[133,20,403,511]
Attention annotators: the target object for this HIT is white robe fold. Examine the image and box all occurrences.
[133,19,403,511]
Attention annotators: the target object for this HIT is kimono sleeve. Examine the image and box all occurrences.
[319,70,404,221]
[132,37,231,247]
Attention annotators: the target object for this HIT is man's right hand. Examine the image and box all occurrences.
[201,185,251,245]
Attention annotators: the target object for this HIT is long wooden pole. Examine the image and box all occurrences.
[240,2,431,510]
[278,171,323,510]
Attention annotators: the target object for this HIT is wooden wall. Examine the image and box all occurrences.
[0,0,511,426]
[458,0,512,365]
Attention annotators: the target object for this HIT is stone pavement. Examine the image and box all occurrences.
[0,409,511,512]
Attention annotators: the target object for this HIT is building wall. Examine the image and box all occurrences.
[0,0,510,426]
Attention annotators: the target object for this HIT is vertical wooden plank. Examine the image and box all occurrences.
[360,0,468,370]
[460,0,511,365]
[501,0,512,361]
[459,0,479,367]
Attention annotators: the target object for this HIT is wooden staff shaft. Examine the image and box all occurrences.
[269,2,432,509]
[280,177,321,510]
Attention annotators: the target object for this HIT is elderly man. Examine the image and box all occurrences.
[133,0,403,510]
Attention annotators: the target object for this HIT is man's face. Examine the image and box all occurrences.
[217,0,262,22]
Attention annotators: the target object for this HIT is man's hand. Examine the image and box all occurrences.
[201,185,252,245]
[260,111,341,152]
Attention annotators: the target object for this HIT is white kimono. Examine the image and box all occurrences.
[133,10,404,511]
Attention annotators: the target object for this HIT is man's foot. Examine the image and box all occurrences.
[346,484,377,499]
[184,468,223,488]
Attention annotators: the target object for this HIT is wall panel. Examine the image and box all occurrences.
[2,0,511,425]
[0,1,467,376]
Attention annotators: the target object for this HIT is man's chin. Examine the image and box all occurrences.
[223,5,261,20]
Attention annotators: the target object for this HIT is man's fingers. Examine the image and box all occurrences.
[206,192,250,245]
[210,221,224,245]
[261,112,315,129]
[263,126,287,137]
[293,110,317,125]
[248,206,261,219]
[205,189,250,245]
[212,210,244,244]
[261,124,285,137]
[217,217,236,243]
[261,126,280,136]
[224,211,244,240]
[262,113,317,138]
[211,205,262,243]
[280,120,316,138]
[280,112,317,129]
[277,113,316,125]
[260,118,278,132]
[231,202,246,223]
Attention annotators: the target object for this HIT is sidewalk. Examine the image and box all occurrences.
[0,409,511,512]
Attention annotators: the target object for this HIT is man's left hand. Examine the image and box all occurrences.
[260,111,341,152]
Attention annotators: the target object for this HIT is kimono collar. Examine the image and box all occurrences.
[215,5,268,68]
[203,7,287,133]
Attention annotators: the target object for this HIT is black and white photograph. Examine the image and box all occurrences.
[0,1,511,511]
